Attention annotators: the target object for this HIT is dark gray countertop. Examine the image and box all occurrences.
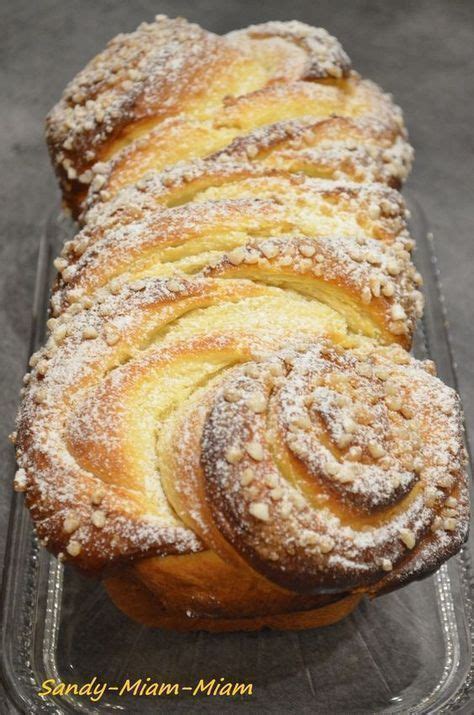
[1,0,473,592]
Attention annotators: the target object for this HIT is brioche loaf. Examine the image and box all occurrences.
[14,16,468,631]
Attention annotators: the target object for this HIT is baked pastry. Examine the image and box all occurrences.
[14,16,468,632]
[45,17,412,218]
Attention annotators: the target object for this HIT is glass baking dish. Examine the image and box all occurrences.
[1,192,473,714]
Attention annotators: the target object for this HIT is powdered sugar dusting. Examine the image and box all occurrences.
[13,16,469,618]
[200,341,468,592]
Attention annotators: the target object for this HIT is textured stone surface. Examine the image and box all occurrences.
[1,0,473,583]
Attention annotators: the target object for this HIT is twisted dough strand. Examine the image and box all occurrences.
[15,16,468,631]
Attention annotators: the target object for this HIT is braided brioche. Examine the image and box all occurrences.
[15,16,468,632]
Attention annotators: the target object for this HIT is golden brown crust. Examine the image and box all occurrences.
[196,342,468,593]
[226,20,351,81]
[86,92,411,209]
[45,16,244,213]
[105,571,362,632]
[45,14,409,218]
[14,16,469,632]
[204,234,420,347]
[50,162,420,348]
[105,569,362,632]
[16,308,468,591]
[16,279,276,570]
[82,158,412,245]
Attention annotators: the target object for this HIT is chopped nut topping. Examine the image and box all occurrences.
[13,468,27,492]
[91,510,106,528]
[437,475,452,488]
[246,392,267,413]
[369,204,381,220]
[260,242,279,260]
[319,536,335,554]
[36,359,49,376]
[66,540,82,557]
[292,492,306,509]
[384,381,398,396]
[299,243,316,258]
[53,257,67,272]
[443,517,457,531]
[225,445,244,464]
[289,414,311,431]
[399,528,416,549]
[361,286,372,304]
[167,279,183,292]
[240,468,255,486]
[347,445,362,461]
[268,362,285,377]
[387,260,401,276]
[246,441,264,461]
[33,389,46,404]
[368,441,385,459]
[349,249,363,262]
[369,276,381,297]
[342,416,357,433]
[244,249,260,265]
[108,279,122,295]
[424,486,439,508]
[355,406,374,425]
[357,363,373,378]
[228,247,246,266]
[63,513,80,534]
[249,502,270,522]
[382,281,395,297]
[386,395,402,411]
[91,487,105,505]
[413,458,424,473]
[105,327,120,346]
[326,461,340,476]
[337,433,353,449]
[82,326,98,340]
[68,303,83,315]
[400,404,414,419]
[337,464,355,483]
[391,304,407,321]
[243,363,260,378]
[265,473,278,488]
[62,266,75,283]
[223,387,241,403]
[245,144,259,159]
[53,325,68,344]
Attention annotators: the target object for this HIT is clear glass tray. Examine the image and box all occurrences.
[1,192,473,714]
